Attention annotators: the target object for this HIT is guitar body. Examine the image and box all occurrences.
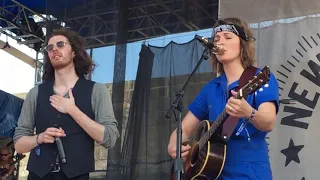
[171,120,226,180]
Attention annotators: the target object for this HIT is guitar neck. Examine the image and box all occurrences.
[199,109,228,148]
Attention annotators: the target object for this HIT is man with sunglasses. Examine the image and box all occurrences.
[13,28,120,180]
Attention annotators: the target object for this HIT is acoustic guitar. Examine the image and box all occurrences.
[170,66,270,180]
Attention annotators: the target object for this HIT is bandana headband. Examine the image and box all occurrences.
[212,24,249,41]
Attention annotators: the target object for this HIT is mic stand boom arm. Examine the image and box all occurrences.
[165,48,210,180]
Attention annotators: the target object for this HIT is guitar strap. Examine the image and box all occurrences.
[221,66,258,142]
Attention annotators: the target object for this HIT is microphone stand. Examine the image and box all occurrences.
[165,47,210,180]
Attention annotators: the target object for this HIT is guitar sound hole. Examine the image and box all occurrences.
[190,143,199,166]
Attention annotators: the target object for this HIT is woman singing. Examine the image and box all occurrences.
[167,17,279,180]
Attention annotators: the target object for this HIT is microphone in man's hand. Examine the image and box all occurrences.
[56,137,67,163]
[53,124,67,164]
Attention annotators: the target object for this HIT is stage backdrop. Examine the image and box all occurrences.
[220,0,320,179]
[118,40,215,179]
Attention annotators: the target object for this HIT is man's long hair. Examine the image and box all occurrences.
[42,28,96,81]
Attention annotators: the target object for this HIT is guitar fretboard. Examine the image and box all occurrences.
[198,109,228,149]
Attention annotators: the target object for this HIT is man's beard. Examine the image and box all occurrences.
[51,59,72,70]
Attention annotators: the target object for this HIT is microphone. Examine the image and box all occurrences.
[195,35,224,55]
[53,124,67,164]
[55,137,67,163]
[279,99,296,104]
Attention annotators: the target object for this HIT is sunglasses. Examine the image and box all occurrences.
[44,41,69,52]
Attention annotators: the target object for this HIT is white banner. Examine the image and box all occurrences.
[261,17,320,180]
[220,1,320,178]
[219,0,320,23]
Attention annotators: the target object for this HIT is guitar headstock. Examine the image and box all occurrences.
[237,66,270,99]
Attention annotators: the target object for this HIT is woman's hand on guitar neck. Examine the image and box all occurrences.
[168,143,191,160]
[225,90,253,119]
